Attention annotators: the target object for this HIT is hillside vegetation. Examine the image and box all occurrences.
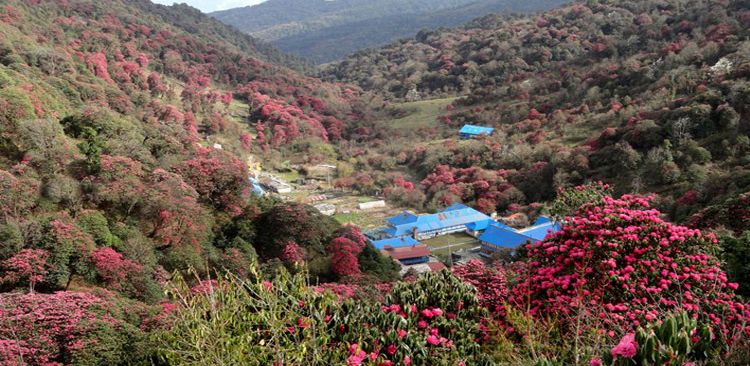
[323,0,750,227]
[212,0,566,63]
[0,0,406,362]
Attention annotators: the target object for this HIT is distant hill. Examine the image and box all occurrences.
[211,0,567,63]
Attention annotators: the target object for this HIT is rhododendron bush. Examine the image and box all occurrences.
[334,270,495,366]
[0,291,152,365]
[157,267,495,365]
[453,259,509,315]
[514,194,749,344]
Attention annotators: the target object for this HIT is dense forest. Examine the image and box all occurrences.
[1,0,750,365]
[211,0,565,63]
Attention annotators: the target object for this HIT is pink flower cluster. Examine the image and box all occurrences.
[611,333,638,359]
[281,241,305,265]
[0,292,123,365]
[453,259,509,315]
[91,248,143,291]
[513,194,749,341]
[1,249,49,291]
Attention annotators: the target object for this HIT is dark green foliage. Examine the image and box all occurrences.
[719,231,750,298]
[548,182,611,221]
[255,203,340,259]
[357,244,400,282]
[601,312,721,366]
[75,211,120,248]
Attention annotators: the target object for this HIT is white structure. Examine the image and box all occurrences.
[262,178,292,194]
[314,203,336,216]
[358,200,386,210]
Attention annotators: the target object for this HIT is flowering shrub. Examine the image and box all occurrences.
[333,270,495,365]
[453,259,509,315]
[598,312,721,366]
[282,241,305,265]
[0,291,150,365]
[1,249,49,292]
[328,236,364,278]
[90,247,150,298]
[514,194,749,344]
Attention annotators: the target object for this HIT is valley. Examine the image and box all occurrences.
[0,0,749,365]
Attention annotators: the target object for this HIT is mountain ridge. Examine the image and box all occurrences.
[211,0,567,63]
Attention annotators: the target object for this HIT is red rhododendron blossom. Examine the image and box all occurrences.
[91,248,142,290]
[1,249,49,291]
[426,335,441,345]
[328,237,364,277]
[513,194,749,342]
[453,259,509,315]
[611,333,637,359]
[281,241,305,265]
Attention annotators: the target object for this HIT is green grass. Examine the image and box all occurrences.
[385,97,458,130]
[333,211,384,229]
[430,242,479,256]
[421,232,478,248]
[276,170,300,183]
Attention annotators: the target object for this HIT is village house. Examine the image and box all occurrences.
[383,203,494,240]
[459,124,495,139]
[380,244,431,265]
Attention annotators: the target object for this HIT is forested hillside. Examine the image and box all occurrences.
[212,0,566,63]
[323,0,750,227]
[0,1,402,362]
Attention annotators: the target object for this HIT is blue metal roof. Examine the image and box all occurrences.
[386,211,419,226]
[466,218,495,232]
[479,224,537,249]
[479,218,561,249]
[459,124,495,136]
[371,236,421,250]
[385,204,493,237]
[518,221,561,242]
[533,216,552,226]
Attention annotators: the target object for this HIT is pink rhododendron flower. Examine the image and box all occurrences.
[426,335,440,345]
[386,344,397,355]
[611,333,638,359]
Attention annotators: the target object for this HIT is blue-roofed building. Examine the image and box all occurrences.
[478,216,561,255]
[518,218,562,242]
[370,236,421,250]
[383,203,494,240]
[459,124,495,139]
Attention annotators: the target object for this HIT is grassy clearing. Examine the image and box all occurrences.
[333,211,385,229]
[276,170,300,183]
[421,232,478,248]
[430,242,479,257]
[386,97,458,130]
